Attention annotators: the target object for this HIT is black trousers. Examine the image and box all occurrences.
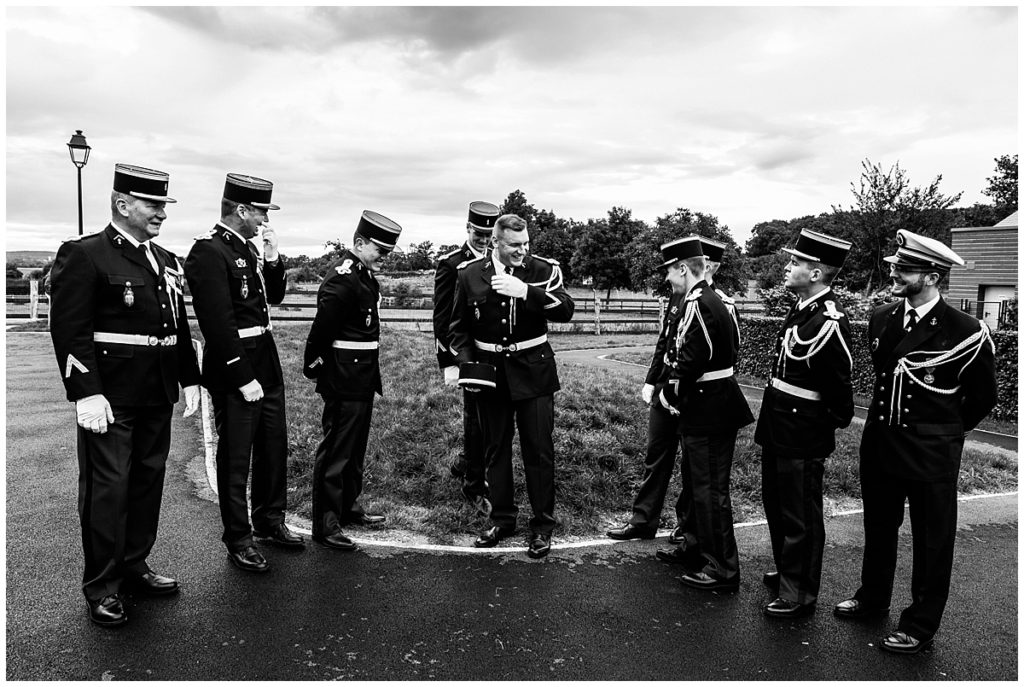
[854,465,959,642]
[478,393,556,535]
[681,430,740,582]
[311,396,374,538]
[629,403,686,528]
[761,448,826,604]
[210,384,288,551]
[452,389,487,497]
[77,404,172,601]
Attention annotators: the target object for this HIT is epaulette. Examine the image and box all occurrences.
[685,287,703,302]
[714,288,735,305]
[441,248,462,260]
[193,230,216,241]
[823,300,845,320]
[62,235,84,243]
[457,256,486,270]
[531,255,559,266]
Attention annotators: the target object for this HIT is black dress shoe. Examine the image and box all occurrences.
[88,594,127,627]
[527,533,552,559]
[667,526,686,545]
[833,598,890,619]
[655,546,702,571]
[679,571,739,593]
[880,630,933,654]
[763,597,816,618]
[474,526,516,548]
[763,571,780,593]
[126,570,179,596]
[254,523,305,548]
[346,513,386,526]
[227,546,270,573]
[606,524,657,541]
[313,531,358,551]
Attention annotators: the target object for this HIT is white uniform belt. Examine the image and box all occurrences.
[696,367,734,383]
[771,377,822,401]
[331,340,379,350]
[474,334,548,353]
[238,324,272,339]
[93,332,178,347]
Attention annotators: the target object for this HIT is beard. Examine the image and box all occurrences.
[892,276,924,299]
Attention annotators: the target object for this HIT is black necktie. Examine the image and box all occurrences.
[905,309,918,333]
[505,265,513,275]
[248,241,264,269]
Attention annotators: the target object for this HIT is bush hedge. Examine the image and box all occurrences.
[738,315,1018,422]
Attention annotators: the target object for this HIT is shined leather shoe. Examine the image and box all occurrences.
[679,571,739,593]
[313,532,358,551]
[880,630,933,654]
[763,571,780,593]
[126,570,179,596]
[88,594,127,627]
[527,532,552,559]
[254,523,305,548]
[667,526,686,545]
[763,597,816,618]
[227,546,270,573]
[346,513,386,526]
[606,523,657,541]
[474,526,516,548]
[833,598,890,619]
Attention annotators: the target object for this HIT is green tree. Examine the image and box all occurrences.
[832,159,962,293]
[436,243,460,257]
[404,241,436,271]
[498,189,537,226]
[983,154,1018,214]
[571,207,646,300]
[6,262,23,279]
[530,209,581,283]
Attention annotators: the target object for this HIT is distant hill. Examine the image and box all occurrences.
[6,251,55,267]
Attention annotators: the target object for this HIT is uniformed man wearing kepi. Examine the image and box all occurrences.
[448,214,575,559]
[755,229,854,618]
[185,173,302,575]
[302,211,402,552]
[834,230,997,654]
[433,201,499,517]
[652,236,754,591]
[49,163,201,627]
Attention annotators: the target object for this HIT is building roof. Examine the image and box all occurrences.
[950,210,1018,233]
[995,211,1018,227]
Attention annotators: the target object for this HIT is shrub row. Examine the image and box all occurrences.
[738,315,1018,422]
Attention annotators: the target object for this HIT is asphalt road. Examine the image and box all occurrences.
[6,333,1018,680]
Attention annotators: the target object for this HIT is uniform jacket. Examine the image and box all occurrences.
[49,225,200,406]
[860,298,997,481]
[754,288,854,458]
[302,251,383,401]
[184,224,286,393]
[433,243,482,369]
[645,292,684,386]
[449,254,575,401]
[659,280,753,434]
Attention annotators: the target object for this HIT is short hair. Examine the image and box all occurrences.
[221,198,242,219]
[110,190,132,214]
[494,214,527,239]
[811,262,841,285]
[681,256,706,278]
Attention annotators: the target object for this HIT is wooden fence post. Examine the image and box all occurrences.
[592,289,601,336]
[658,296,666,330]
[29,279,39,320]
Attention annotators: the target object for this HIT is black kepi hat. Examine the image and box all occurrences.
[468,201,500,231]
[112,163,177,203]
[357,210,403,250]
[658,235,704,269]
[458,362,496,391]
[883,229,964,272]
[781,229,852,268]
[700,237,726,263]
[224,173,280,210]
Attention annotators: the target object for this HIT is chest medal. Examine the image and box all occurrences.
[240,276,249,299]
[123,281,134,308]
[366,312,372,327]
[871,337,879,352]
[923,367,936,384]
[475,306,481,321]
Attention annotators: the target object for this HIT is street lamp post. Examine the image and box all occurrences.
[66,130,91,235]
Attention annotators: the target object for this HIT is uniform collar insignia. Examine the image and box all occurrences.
[235,257,247,268]
[929,316,938,326]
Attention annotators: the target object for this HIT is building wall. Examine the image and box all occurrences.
[948,226,1018,307]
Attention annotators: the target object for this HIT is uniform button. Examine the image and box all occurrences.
[501,319,507,324]
[162,304,166,309]
[354,358,359,363]
[792,408,797,413]
[879,401,885,406]
[163,323,168,327]
[103,350,108,354]
[501,301,508,306]
[882,373,887,378]
[878,415,885,421]
[906,394,913,399]
[901,423,907,428]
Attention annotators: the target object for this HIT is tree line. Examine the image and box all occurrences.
[283,154,1017,298]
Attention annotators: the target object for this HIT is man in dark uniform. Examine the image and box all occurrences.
[834,230,997,654]
[433,201,499,516]
[448,214,575,559]
[652,236,753,591]
[754,229,854,618]
[302,211,403,552]
[185,173,302,575]
[50,163,201,627]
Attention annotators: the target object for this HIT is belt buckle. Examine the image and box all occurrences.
[508,342,519,352]
[147,335,159,346]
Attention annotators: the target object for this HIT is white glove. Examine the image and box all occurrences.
[182,385,201,417]
[659,389,680,416]
[260,224,280,262]
[490,273,528,299]
[76,394,114,434]
[239,379,264,402]
[443,366,459,387]
[641,384,654,405]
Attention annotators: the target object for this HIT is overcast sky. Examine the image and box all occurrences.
[5,5,1018,259]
